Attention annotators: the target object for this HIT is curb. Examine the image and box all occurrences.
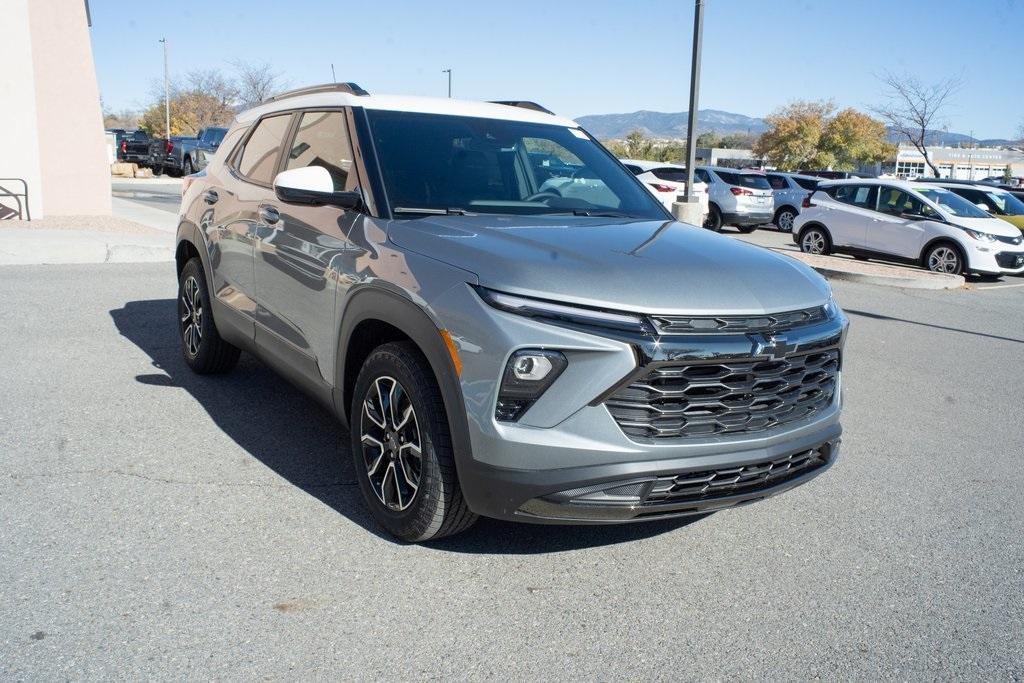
[770,249,965,290]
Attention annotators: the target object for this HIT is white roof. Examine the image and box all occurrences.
[237,91,578,128]
[618,159,685,170]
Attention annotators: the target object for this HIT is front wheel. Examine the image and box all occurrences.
[924,243,964,275]
[799,227,831,255]
[704,206,723,232]
[775,208,797,232]
[351,342,477,542]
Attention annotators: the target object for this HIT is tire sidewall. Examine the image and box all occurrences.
[800,227,829,255]
[350,346,448,541]
[925,242,964,275]
[178,258,216,368]
[705,206,723,232]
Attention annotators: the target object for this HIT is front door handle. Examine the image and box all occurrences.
[203,190,219,205]
[259,206,280,225]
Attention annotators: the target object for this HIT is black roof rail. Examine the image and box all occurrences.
[263,82,369,104]
[489,100,554,115]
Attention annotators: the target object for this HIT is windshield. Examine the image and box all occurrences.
[914,188,992,218]
[366,111,666,218]
[985,190,1024,216]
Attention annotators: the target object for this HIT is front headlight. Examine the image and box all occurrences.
[963,229,997,242]
[475,287,649,334]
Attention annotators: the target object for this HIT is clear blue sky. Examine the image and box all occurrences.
[90,0,1023,139]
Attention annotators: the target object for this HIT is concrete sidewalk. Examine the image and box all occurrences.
[0,227,172,265]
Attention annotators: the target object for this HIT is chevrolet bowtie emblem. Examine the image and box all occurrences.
[749,332,796,360]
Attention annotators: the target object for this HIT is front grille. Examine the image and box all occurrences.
[605,348,839,440]
[995,234,1023,246]
[651,305,827,334]
[644,446,831,505]
[996,251,1024,268]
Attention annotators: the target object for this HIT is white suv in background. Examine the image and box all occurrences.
[695,166,774,232]
[766,172,820,232]
[792,179,1024,276]
[620,159,709,223]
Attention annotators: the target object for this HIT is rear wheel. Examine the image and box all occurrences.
[799,227,831,255]
[774,208,797,232]
[178,257,240,374]
[351,341,477,542]
[924,242,964,275]
[183,157,195,176]
[704,205,723,232]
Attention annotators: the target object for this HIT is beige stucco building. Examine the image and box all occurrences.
[0,0,110,219]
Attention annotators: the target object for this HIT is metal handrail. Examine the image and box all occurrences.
[0,177,30,220]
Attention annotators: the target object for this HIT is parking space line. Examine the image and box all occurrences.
[974,283,1024,290]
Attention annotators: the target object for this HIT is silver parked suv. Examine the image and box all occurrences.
[175,83,848,541]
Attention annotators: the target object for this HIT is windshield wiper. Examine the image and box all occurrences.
[393,206,472,216]
[569,209,635,218]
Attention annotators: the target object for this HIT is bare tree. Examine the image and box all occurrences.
[232,60,288,108]
[872,71,961,177]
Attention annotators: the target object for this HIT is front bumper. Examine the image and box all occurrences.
[968,245,1024,274]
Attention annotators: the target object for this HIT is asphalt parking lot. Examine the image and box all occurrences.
[2,262,1023,679]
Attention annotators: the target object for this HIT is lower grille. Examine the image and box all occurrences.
[606,349,839,440]
[645,446,831,505]
[996,251,1024,268]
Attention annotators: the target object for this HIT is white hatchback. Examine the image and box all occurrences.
[792,179,1024,276]
[620,159,709,222]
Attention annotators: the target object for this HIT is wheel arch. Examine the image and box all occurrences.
[797,221,832,244]
[335,288,472,471]
[774,204,798,220]
[920,236,967,269]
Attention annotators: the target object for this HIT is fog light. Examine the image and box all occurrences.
[495,350,568,422]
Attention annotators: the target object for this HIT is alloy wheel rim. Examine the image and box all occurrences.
[803,231,825,254]
[779,212,794,231]
[360,376,422,511]
[180,276,203,356]
[929,247,959,273]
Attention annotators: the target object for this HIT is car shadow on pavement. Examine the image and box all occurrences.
[111,298,701,553]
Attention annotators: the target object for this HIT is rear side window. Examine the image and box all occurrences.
[716,171,771,189]
[833,185,877,209]
[695,169,711,184]
[793,177,819,191]
[237,114,292,185]
[285,111,357,192]
[650,168,689,183]
[766,174,787,190]
[623,164,643,175]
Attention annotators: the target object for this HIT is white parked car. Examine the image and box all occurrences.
[695,166,774,233]
[620,159,709,223]
[766,172,820,232]
[792,179,1024,276]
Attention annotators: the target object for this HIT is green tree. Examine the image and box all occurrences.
[818,108,895,171]
[753,100,835,170]
[695,132,721,148]
[1004,164,1013,184]
[718,132,757,149]
[624,130,654,159]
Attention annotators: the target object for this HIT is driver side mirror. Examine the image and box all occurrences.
[273,166,361,210]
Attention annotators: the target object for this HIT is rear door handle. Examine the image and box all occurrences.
[203,190,219,205]
[259,205,280,225]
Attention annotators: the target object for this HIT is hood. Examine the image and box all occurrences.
[388,216,831,315]
[951,215,1023,237]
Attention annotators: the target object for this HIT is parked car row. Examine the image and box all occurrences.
[105,126,227,177]
[793,179,1024,276]
[619,159,709,222]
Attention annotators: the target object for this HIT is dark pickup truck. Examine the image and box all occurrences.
[162,127,227,176]
[117,130,168,169]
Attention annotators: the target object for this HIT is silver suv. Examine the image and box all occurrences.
[696,166,775,232]
[175,83,848,541]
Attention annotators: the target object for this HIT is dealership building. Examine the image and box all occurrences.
[886,145,1024,180]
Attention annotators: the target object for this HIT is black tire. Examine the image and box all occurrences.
[178,257,240,374]
[183,157,195,176]
[704,205,723,232]
[774,207,797,232]
[152,163,164,177]
[923,241,965,275]
[735,224,757,234]
[798,226,831,255]
[350,341,477,542]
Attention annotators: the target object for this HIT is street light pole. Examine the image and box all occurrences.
[683,0,704,204]
[442,68,452,98]
[159,38,170,139]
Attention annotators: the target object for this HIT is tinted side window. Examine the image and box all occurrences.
[285,111,356,192]
[237,114,292,184]
[695,169,711,184]
[956,188,994,212]
[651,168,688,183]
[623,164,643,175]
[793,177,819,191]
[876,188,922,216]
[834,185,877,209]
[767,174,787,190]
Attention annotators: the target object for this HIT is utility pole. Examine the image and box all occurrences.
[159,38,170,139]
[442,68,452,98]
[674,0,704,225]
[331,63,337,84]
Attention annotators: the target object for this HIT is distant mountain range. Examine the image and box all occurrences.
[575,109,1014,147]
